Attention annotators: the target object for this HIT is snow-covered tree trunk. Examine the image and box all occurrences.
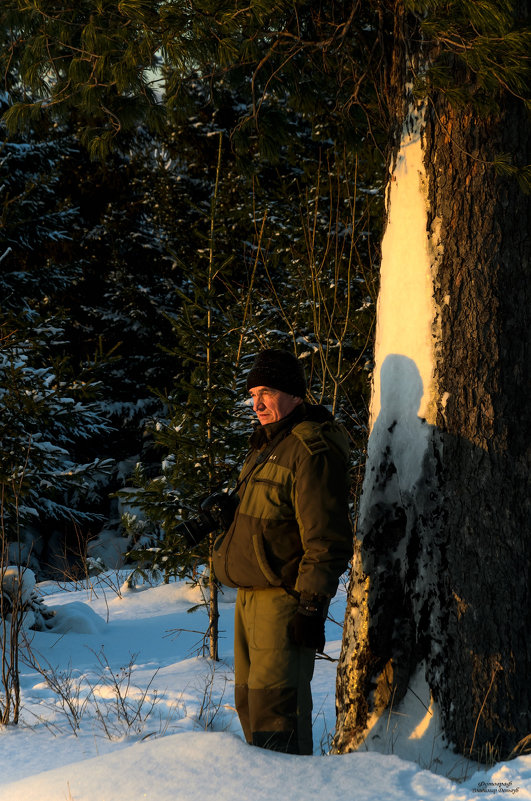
[334,60,530,760]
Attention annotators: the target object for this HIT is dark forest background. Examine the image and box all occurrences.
[0,67,380,579]
[1,0,527,588]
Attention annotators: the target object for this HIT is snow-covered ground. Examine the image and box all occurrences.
[1,571,529,801]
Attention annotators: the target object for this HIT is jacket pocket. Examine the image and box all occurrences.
[252,533,282,587]
[212,526,239,588]
[240,475,290,519]
[212,522,272,589]
[252,478,283,488]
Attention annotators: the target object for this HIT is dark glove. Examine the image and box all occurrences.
[288,593,328,653]
[201,492,239,529]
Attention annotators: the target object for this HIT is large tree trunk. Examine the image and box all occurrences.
[334,19,530,761]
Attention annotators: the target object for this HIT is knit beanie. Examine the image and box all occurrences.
[246,349,307,398]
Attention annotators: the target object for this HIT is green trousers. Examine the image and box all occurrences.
[233,587,316,755]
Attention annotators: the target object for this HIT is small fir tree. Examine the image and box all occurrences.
[124,134,251,659]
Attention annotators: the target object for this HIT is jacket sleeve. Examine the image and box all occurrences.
[292,440,353,597]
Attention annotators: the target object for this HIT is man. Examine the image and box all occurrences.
[212,348,352,755]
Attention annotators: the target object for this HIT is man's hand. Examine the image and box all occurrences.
[288,593,328,653]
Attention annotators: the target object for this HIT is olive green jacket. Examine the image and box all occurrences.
[212,404,353,597]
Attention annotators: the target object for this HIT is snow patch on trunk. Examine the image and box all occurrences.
[346,99,446,755]
[362,99,439,503]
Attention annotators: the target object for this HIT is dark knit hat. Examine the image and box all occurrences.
[246,349,307,398]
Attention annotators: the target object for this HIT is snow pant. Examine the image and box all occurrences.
[233,587,316,755]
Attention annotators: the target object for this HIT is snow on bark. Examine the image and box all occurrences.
[358,97,443,586]
[334,98,444,753]
[364,97,438,504]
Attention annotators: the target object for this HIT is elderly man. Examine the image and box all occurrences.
[213,348,352,755]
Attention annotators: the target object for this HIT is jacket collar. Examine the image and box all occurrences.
[249,403,313,450]
[249,402,335,449]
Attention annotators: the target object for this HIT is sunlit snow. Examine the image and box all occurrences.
[370,99,439,435]
[0,572,529,801]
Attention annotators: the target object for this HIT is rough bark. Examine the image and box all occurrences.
[424,92,531,761]
[334,16,530,762]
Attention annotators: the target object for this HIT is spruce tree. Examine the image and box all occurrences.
[0,325,113,576]
[0,103,115,576]
[123,133,251,659]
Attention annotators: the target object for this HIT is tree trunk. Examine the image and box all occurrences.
[334,27,530,761]
[208,545,219,662]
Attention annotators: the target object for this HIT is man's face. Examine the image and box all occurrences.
[249,386,302,425]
